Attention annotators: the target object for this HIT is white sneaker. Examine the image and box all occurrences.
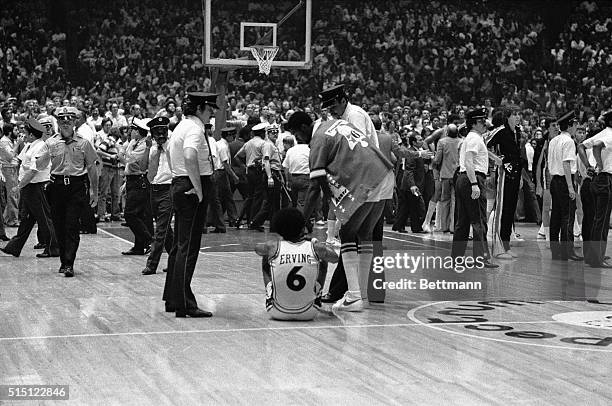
[537,233,546,240]
[422,224,433,233]
[332,293,363,312]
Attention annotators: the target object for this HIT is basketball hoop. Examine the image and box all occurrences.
[250,46,279,75]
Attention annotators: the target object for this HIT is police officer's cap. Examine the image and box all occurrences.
[131,117,149,132]
[147,116,170,129]
[466,107,487,121]
[319,84,346,109]
[252,122,268,132]
[37,114,53,127]
[186,92,219,109]
[221,127,236,134]
[54,106,78,118]
[556,111,576,128]
[26,118,45,136]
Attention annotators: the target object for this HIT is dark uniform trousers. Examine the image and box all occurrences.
[146,184,174,271]
[549,175,576,258]
[586,173,612,265]
[3,182,59,256]
[236,166,262,226]
[289,173,310,213]
[500,166,521,251]
[79,175,97,234]
[124,174,153,251]
[163,175,212,312]
[215,169,237,226]
[251,170,283,228]
[451,172,489,260]
[580,177,595,263]
[48,175,88,267]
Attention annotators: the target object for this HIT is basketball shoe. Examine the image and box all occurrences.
[332,292,363,312]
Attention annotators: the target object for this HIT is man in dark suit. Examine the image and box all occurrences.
[394,133,428,234]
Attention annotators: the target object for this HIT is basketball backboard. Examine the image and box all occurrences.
[203,0,311,70]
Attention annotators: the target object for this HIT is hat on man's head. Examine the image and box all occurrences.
[37,115,53,127]
[26,118,45,137]
[319,84,346,109]
[221,126,236,134]
[252,122,268,133]
[186,92,219,109]
[131,117,149,132]
[556,111,576,128]
[466,107,487,121]
[165,97,177,107]
[54,106,78,118]
[147,116,170,129]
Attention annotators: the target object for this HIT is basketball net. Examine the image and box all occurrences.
[250,46,279,75]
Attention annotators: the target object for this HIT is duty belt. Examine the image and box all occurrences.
[50,174,87,185]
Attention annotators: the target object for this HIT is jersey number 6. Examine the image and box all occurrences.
[287,266,306,291]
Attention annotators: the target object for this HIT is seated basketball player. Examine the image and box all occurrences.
[255,208,338,320]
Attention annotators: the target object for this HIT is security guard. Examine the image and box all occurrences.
[548,111,581,261]
[142,116,173,275]
[120,118,154,256]
[46,107,98,277]
[234,122,266,229]
[250,125,284,231]
[0,118,59,258]
[451,108,498,268]
[163,91,218,318]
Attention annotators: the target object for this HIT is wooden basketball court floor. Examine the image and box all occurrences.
[1,222,611,405]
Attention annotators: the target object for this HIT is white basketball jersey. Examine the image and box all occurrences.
[268,240,321,315]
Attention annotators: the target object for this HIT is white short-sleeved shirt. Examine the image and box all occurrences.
[342,102,379,148]
[18,139,50,183]
[208,136,223,170]
[548,132,577,176]
[582,127,612,174]
[216,138,231,165]
[459,131,489,174]
[282,144,310,174]
[168,116,213,177]
[149,141,172,185]
[77,123,97,147]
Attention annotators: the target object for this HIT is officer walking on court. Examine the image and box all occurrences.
[0,119,59,258]
[451,108,498,269]
[46,107,98,277]
[142,117,173,275]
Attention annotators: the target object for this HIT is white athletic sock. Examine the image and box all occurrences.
[326,220,335,242]
[434,202,442,230]
[358,243,374,300]
[423,201,436,227]
[342,251,361,295]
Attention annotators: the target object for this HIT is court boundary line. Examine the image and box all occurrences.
[407,301,612,352]
[0,319,576,343]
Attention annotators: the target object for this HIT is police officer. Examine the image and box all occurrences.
[452,108,498,268]
[548,111,582,261]
[163,91,217,318]
[0,119,59,258]
[578,111,612,267]
[120,118,154,256]
[234,122,266,230]
[142,117,173,275]
[46,107,98,277]
[211,127,239,230]
[250,125,284,231]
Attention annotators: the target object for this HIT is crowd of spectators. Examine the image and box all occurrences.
[1,0,611,123]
